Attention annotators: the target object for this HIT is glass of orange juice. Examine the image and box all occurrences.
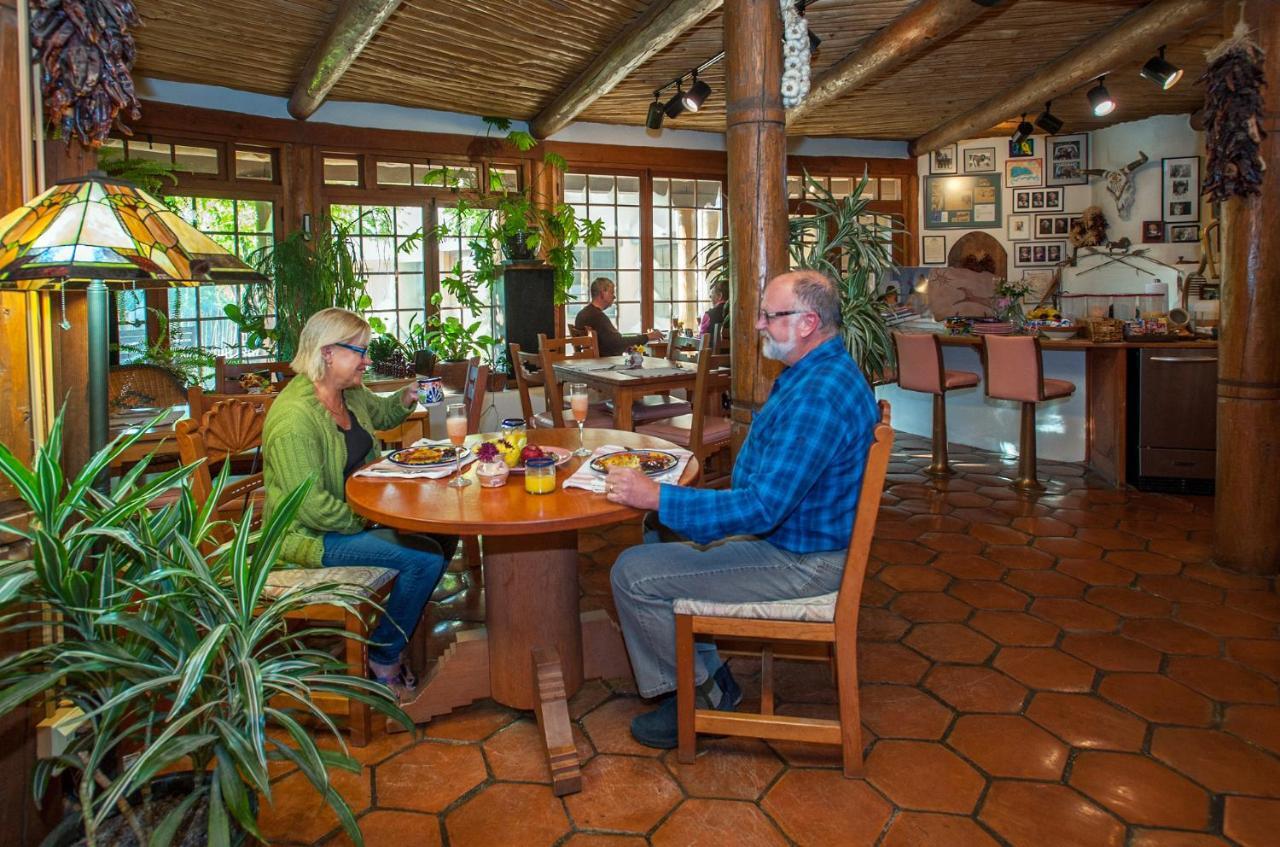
[567,382,591,456]
[445,403,470,488]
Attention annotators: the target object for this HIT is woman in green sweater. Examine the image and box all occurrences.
[263,307,452,696]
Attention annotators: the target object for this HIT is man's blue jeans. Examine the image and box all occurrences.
[322,528,449,666]
[609,517,845,699]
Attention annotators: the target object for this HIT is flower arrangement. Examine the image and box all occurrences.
[993,278,1035,324]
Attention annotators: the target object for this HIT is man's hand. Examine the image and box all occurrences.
[646,329,663,342]
[605,468,660,510]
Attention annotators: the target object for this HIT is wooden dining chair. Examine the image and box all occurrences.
[214,356,295,394]
[509,342,543,426]
[536,332,614,429]
[462,360,490,431]
[674,401,894,777]
[175,399,396,747]
[636,337,732,487]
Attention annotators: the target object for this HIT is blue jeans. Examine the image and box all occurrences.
[322,528,449,666]
[609,515,845,698]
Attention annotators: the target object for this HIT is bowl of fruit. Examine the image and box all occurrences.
[482,438,573,473]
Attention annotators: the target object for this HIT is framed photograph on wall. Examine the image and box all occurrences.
[963,147,996,173]
[1005,158,1044,188]
[1046,133,1089,186]
[1007,214,1031,241]
[1014,241,1067,267]
[1034,213,1075,237]
[1009,137,1035,158]
[922,235,947,264]
[931,144,958,174]
[1142,220,1165,243]
[1012,188,1064,212]
[1162,156,1200,222]
[1168,223,1200,243]
[923,174,1003,229]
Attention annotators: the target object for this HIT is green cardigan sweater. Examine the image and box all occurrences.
[262,375,411,567]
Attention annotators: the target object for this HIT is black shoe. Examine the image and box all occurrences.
[714,663,743,709]
[630,670,739,749]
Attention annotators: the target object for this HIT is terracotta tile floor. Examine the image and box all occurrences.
[262,434,1280,846]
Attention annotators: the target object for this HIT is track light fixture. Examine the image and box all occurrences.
[682,73,711,112]
[1034,100,1064,134]
[1140,45,1183,90]
[646,95,664,130]
[1010,113,1034,145]
[664,82,686,119]
[1088,76,1115,117]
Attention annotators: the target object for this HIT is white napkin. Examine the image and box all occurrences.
[354,440,477,480]
[562,444,693,493]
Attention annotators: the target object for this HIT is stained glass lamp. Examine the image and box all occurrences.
[0,171,268,455]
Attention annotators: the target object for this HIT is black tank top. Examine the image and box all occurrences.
[340,405,374,478]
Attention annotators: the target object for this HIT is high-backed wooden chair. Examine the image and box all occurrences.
[892,332,979,478]
[674,401,894,776]
[536,332,613,429]
[214,356,295,394]
[462,360,490,432]
[174,399,396,747]
[637,337,732,487]
[509,342,543,427]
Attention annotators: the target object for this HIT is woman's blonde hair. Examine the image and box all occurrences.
[290,308,371,382]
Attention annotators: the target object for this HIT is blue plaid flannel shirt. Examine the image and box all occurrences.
[659,336,879,553]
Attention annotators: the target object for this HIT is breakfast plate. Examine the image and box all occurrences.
[508,445,574,473]
[388,444,470,468]
[589,449,679,476]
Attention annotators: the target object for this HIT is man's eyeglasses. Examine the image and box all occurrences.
[333,342,369,357]
[758,309,812,323]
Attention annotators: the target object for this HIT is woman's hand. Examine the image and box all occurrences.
[605,468,660,510]
[400,383,419,409]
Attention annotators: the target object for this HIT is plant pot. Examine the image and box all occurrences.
[503,232,537,264]
[487,371,508,392]
[413,349,437,377]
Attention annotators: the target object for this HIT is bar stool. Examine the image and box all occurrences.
[892,332,979,477]
[980,335,1076,491]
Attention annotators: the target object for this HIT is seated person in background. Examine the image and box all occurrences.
[698,279,729,338]
[263,307,456,698]
[574,276,662,356]
[604,270,879,748]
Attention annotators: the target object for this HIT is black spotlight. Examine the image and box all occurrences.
[664,82,686,119]
[1010,114,1034,145]
[646,97,664,130]
[682,74,711,113]
[1034,101,1063,135]
[1088,76,1115,117]
[1140,45,1183,90]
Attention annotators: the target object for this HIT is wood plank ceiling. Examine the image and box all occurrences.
[131,0,1221,141]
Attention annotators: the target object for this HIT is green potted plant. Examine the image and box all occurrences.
[113,307,216,387]
[0,412,408,846]
[422,294,495,364]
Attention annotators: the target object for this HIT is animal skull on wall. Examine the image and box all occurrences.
[1071,152,1149,220]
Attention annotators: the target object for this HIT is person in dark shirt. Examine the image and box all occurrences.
[574,277,662,356]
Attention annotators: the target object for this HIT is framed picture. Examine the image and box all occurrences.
[1168,223,1200,243]
[922,235,947,264]
[1014,241,1067,267]
[963,147,997,173]
[1005,158,1043,188]
[931,144,958,174]
[1142,220,1165,243]
[1034,213,1075,237]
[1006,214,1032,241]
[1009,137,1034,158]
[1162,156,1200,222]
[1046,133,1089,186]
[1012,188,1064,212]
[923,174,1003,229]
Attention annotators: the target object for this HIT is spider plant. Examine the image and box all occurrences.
[0,410,408,846]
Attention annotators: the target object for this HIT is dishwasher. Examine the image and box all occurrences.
[1127,348,1218,494]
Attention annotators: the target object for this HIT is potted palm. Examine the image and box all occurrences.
[0,412,408,846]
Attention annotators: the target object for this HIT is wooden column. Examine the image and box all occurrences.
[1215,0,1280,574]
[724,0,788,446]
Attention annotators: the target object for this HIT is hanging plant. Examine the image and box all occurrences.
[780,0,811,108]
[1201,21,1268,202]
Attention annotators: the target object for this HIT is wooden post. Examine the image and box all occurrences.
[724,0,788,446]
[1215,0,1280,575]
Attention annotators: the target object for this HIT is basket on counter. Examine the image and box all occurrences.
[1084,318,1125,343]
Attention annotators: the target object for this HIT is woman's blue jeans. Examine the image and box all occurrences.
[321,528,449,666]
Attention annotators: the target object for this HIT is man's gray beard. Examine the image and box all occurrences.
[762,335,795,361]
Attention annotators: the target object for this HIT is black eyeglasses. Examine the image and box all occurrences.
[333,342,369,357]
[758,309,812,323]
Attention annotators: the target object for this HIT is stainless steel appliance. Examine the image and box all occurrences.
[1129,348,1217,493]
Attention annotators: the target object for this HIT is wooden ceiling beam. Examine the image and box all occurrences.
[788,0,1003,128]
[288,0,405,121]
[909,0,1217,156]
[529,0,722,139]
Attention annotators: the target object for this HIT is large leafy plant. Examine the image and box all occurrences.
[421,294,495,362]
[0,412,408,846]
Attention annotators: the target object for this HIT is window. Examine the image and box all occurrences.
[652,177,723,331]
[235,148,274,181]
[103,137,221,177]
[565,173,642,333]
[324,157,361,186]
[434,204,498,339]
[329,204,426,336]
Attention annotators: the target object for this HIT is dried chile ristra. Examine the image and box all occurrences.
[1200,26,1268,202]
[30,0,142,149]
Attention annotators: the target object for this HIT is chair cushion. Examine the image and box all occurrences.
[674,592,837,623]
[263,566,397,603]
[1042,378,1076,399]
[944,369,981,390]
[606,395,693,422]
[636,414,731,446]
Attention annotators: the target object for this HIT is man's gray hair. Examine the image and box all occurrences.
[589,277,615,299]
[790,270,842,330]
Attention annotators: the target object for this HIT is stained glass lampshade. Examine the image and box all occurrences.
[0,171,269,457]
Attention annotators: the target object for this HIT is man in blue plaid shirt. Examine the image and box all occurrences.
[605,269,879,747]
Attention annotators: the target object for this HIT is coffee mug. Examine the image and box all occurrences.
[417,376,444,406]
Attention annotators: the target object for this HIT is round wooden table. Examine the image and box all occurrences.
[346,427,698,794]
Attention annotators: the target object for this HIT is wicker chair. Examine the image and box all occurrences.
[108,364,188,413]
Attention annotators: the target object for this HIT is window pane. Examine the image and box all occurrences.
[830,177,853,199]
[128,140,172,164]
[237,200,273,233]
[861,177,878,199]
[174,144,219,175]
[377,161,413,186]
[653,174,724,333]
[235,148,273,181]
[588,175,615,205]
[786,175,803,199]
[564,173,588,204]
[566,172,640,331]
[617,176,641,206]
[880,177,901,201]
[323,157,360,186]
[652,178,671,207]
[490,166,520,193]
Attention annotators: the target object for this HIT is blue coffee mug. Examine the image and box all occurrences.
[417,376,444,406]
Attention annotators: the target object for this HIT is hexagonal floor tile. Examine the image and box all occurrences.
[880,564,952,592]
[1224,796,1280,847]
[446,783,570,847]
[323,810,441,847]
[924,665,1028,714]
[948,714,1068,779]
[1122,619,1221,656]
[1069,751,1210,829]
[1103,550,1181,575]
[892,591,973,623]
[1227,638,1280,680]
[1176,604,1276,638]
[1004,570,1087,597]
[563,756,683,833]
[1166,656,1279,704]
[918,531,984,554]
[969,610,1060,646]
[979,781,1125,847]
[651,798,788,847]
[1028,598,1120,632]
[860,684,955,740]
[1225,704,1280,756]
[1025,692,1146,751]
[866,740,985,813]
[993,647,1096,692]
[1060,633,1162,672]
[881,811,1001,847]
[423,699,519,741]
[859,641,932,685]
[932,553,1007,581]
[560,836,648,847]
[259,767,373,845]
[662,736,783,801]
[580,697,667,757]
[871,539,935,565]
[1151,728,1280,797]
[374,740,487,813]
[762,769,893,846]
[1086,587,1172,618]
[947,580,1031,611]
[1057,558,1136,587]
[1128,831,1230,847]
[482,718,594,783]
[1098,674,1214,727]
[904,623,996,664]
[860,608,912,641]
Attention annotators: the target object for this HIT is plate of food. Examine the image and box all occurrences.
[387,444,470,468]
[508,444,573,473]
[590,449,679,476]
